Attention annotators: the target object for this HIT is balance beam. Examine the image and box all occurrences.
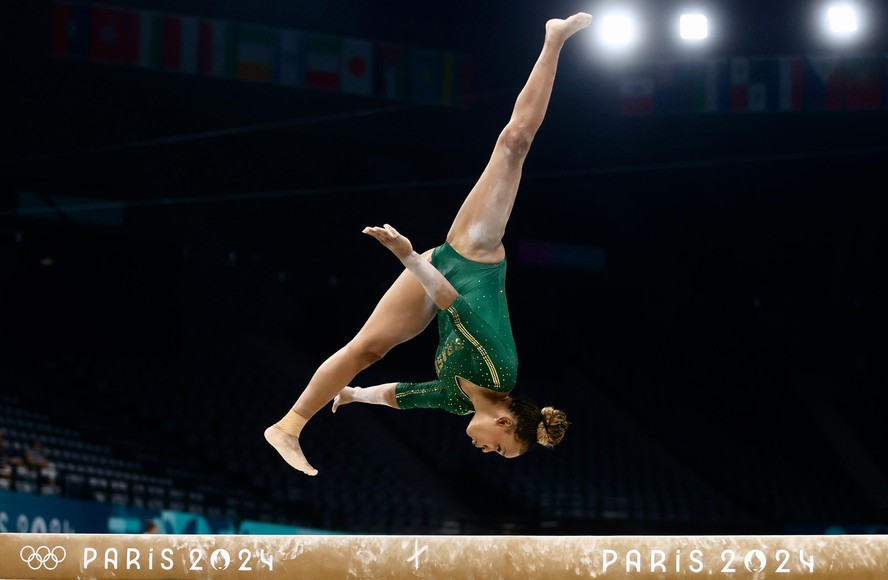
[3,533,887,578]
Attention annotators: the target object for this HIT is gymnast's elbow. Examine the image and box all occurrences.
[434,287,459,311]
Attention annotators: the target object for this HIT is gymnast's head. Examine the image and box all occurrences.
[466,394,569,458]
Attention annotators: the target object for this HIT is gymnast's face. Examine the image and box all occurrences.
[466,413,521,459]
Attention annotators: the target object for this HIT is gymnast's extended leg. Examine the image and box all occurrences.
[446,13,592,263]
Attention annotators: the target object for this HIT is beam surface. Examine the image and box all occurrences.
[2,534,887,579]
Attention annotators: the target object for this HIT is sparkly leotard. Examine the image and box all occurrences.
[395,242,518,415]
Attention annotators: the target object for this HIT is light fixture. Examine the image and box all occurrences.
[827,3,858,35]
[596,9,641,51]
[680,13,709,40]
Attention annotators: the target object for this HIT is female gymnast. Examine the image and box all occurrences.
[266,12,591,475]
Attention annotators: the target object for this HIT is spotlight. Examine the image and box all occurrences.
[820,2,865,42]
[827,3,858,35]
[679,13,709,41]
[596,9,641,51]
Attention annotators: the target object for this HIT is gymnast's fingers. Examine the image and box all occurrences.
[362,226,382,237]
[362,226,391,245]
[363,225,400,242]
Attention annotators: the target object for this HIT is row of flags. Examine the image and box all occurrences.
[619,55,888,115]
[50,1,473,107]
[54,2,884,116]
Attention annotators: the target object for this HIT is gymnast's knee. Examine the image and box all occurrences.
[498,123,534,157]
[343,338,389,368]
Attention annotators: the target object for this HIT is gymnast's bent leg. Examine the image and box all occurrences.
[265,256,436,475]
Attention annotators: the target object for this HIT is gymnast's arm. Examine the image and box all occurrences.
[362,224,458,310]
[332,383,399,412]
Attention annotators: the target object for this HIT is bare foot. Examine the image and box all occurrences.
[264,426,318,476]
[546,12,593,44]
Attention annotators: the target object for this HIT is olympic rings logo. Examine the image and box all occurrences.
[20,545,67,570]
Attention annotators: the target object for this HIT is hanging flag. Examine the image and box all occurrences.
[699,59,730,113]
[275,29,303,88]
[806,56,844,110]
[729,58,750,111]
[236,23,276,82]
[89,5,136,64]
[162,15,199,74]
[305,33,341,91]
[51,1,90,59]
[653,61,703,114]
[136,10,163,69]
[340,37,373,96]
[778,55,806,112]
[409,47,443,105]
[441,51,473,108]
[748,59,779,112]
[728,58,779,112]
[199,19,236,78]
[618,72,654,115]
[376,43,407,100]
[843,55,881,110]
[883,55,888,111]
[458,54,474,108]
[442,51,457,106]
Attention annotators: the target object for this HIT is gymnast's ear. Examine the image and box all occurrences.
[495,416,514,428]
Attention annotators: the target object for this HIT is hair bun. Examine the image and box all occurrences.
[536,406,569,448]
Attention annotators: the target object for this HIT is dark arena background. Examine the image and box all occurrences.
[1,0,888,577]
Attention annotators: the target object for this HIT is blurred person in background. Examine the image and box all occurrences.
[24,438,57,486]
[0,430,22,486]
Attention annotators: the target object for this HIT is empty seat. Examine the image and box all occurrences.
[87,476,109,503]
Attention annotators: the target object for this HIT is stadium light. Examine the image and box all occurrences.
[596,9,641,51]
[679,12,709,41]
[827,3,858,34]
[820,2,864,42]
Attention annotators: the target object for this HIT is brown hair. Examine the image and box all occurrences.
[510,395,569,453]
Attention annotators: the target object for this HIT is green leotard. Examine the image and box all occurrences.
[395,242,518,415]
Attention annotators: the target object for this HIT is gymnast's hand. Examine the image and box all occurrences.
[362,224,414,260]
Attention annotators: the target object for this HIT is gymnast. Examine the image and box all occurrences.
[266,12,591,475]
